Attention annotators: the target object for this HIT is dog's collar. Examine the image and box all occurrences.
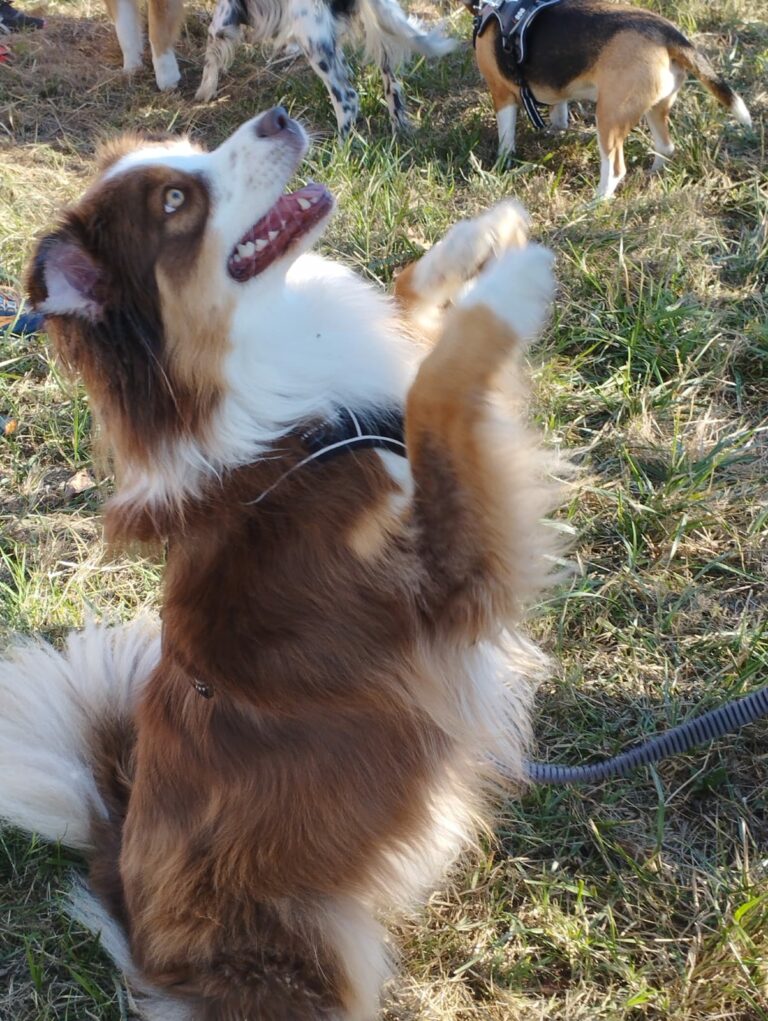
[300,405,406,462]
[472,0,563,130]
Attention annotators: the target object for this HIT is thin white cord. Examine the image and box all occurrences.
[348,408,364,438]
[245,433,406,506]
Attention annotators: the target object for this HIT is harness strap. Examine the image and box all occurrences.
[521,85,547,130]
[301,406,406,462]
[473,0,563,129]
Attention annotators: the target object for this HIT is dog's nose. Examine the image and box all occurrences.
[255,107,291,138]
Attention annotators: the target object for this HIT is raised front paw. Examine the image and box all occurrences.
[408,200,530,308]
[460,243,555,349]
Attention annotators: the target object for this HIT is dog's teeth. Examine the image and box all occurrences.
[297,197,312,211]
[254,238,267,252]
[233,253,242,262]
[238,242,256,258]
[268,231,279,242]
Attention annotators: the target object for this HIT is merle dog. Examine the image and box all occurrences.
[195,0,456,136]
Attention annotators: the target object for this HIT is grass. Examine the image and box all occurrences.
[1,0,767,1017]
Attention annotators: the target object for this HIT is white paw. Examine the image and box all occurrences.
[122,55,144,74]
[731,94,752,128]
[549,101,569,131]
[153,51,181,91]
[411,200,530,306]
[474,199,530,253]
[460,244,556,346]
[195,75,218,102]
[280,42,302,58]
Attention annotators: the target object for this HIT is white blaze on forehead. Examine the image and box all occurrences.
[93,115,319,303]
[103,140,210,182]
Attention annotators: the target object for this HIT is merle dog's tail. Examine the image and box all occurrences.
[0,618,158,851]
[357,0,457,67]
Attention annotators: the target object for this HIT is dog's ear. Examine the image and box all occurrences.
[27,232,105,322]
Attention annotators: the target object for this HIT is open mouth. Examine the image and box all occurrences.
[227,182,334,282]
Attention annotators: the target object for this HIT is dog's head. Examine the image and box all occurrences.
[26,109,334,474]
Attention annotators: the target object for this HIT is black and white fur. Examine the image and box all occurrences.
[195,0,456,136]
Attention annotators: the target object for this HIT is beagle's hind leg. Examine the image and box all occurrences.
[549,101,569,131]
[646,84,681,171]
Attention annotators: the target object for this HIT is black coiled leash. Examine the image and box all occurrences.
[524,685,768,784]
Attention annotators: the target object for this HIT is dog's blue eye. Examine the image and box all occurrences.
[163,188,185,213]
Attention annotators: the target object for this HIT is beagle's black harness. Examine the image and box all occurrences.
[472,0,562,130]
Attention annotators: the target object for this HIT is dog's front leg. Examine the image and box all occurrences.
[474,23,522,161]
[104,0,144,74]
[380,56,411,134]
[292,3,360,137]
[394,200,529,342]
[405,242,557,630]
[195,0,245,102]
[496,103,518,159]
[147,0,182,89]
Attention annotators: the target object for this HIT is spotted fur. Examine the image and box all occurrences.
[195,0,456,136]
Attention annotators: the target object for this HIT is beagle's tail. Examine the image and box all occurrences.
[669,41,752,126]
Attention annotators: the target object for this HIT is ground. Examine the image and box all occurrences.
[0,0,766,1017]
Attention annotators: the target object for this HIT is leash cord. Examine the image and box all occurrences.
[244,433,407,506]
[523,684,768,784]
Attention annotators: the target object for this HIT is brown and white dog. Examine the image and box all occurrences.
[0,109,559,1020]
[106,0,184,90]
[473,0,752,198]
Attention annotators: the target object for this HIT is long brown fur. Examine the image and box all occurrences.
[25,133,558,1020]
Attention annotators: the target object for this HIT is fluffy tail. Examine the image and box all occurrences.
[669,41,752,126]
[0,618,159,850]
[356,0,457,68]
